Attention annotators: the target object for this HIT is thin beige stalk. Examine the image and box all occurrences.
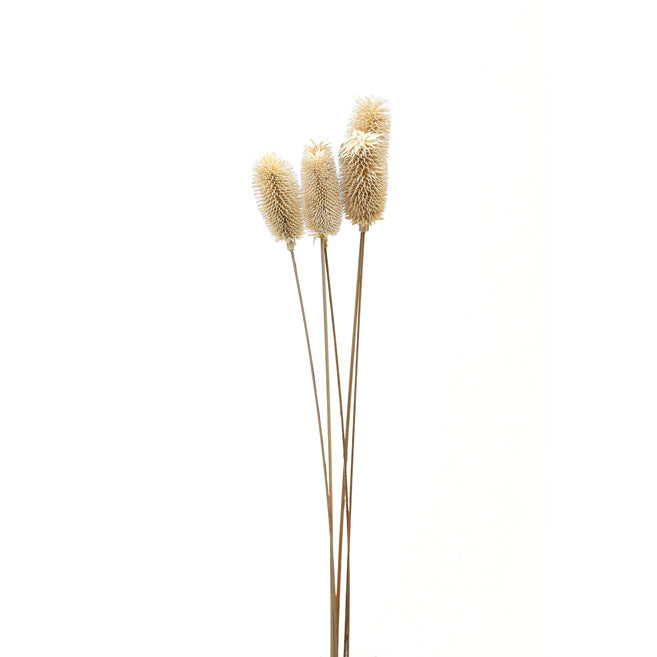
[289,248,331,522]
[324,245,348,644]
[343,230,366,657]
[321,238,338,657]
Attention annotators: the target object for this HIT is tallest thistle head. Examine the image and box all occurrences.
[349,96,391,141]
[339,97,390,229]
[253,153,304,248]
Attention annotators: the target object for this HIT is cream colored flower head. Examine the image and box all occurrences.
[339,130,388,228]
[349,96,391,142]
[253,153,304,247]
[301,140,342,237]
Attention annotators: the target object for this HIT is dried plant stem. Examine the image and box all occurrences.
[289,249,331,522]
[324,245,348,646]
[343,230,367,657]
[321,239,338,657]
[292,246,336,655]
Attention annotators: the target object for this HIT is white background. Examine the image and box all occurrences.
[0,1,655,656]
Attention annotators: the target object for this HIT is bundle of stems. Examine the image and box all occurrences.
[252,97,390,657]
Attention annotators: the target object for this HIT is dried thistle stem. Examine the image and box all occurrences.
[321,237,339,657]
[343,230,366,657]
[289,249,331,523]
[324,245,348,646]
[290,248,336,657]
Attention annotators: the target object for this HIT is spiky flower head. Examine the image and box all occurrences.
[349,96,391,142]
[301,140,342,237]
[253,153,304,248]
[339,130,388,228]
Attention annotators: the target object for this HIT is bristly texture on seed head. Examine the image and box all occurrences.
[253,153,304,247]
[301,140,342,237]
[339,130,388,228]
[349,96,391,142]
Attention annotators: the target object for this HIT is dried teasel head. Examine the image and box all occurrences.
[349,96,391,143]
[301,140,342,237]
[253,153,304,248]
[339,130,388,229]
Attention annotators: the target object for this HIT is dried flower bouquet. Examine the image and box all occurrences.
[252,97,390,657]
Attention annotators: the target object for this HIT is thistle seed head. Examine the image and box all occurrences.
[301,140,342,237]
[349,96,391,142]
[339,130,388,228]
[253,153,304,247]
